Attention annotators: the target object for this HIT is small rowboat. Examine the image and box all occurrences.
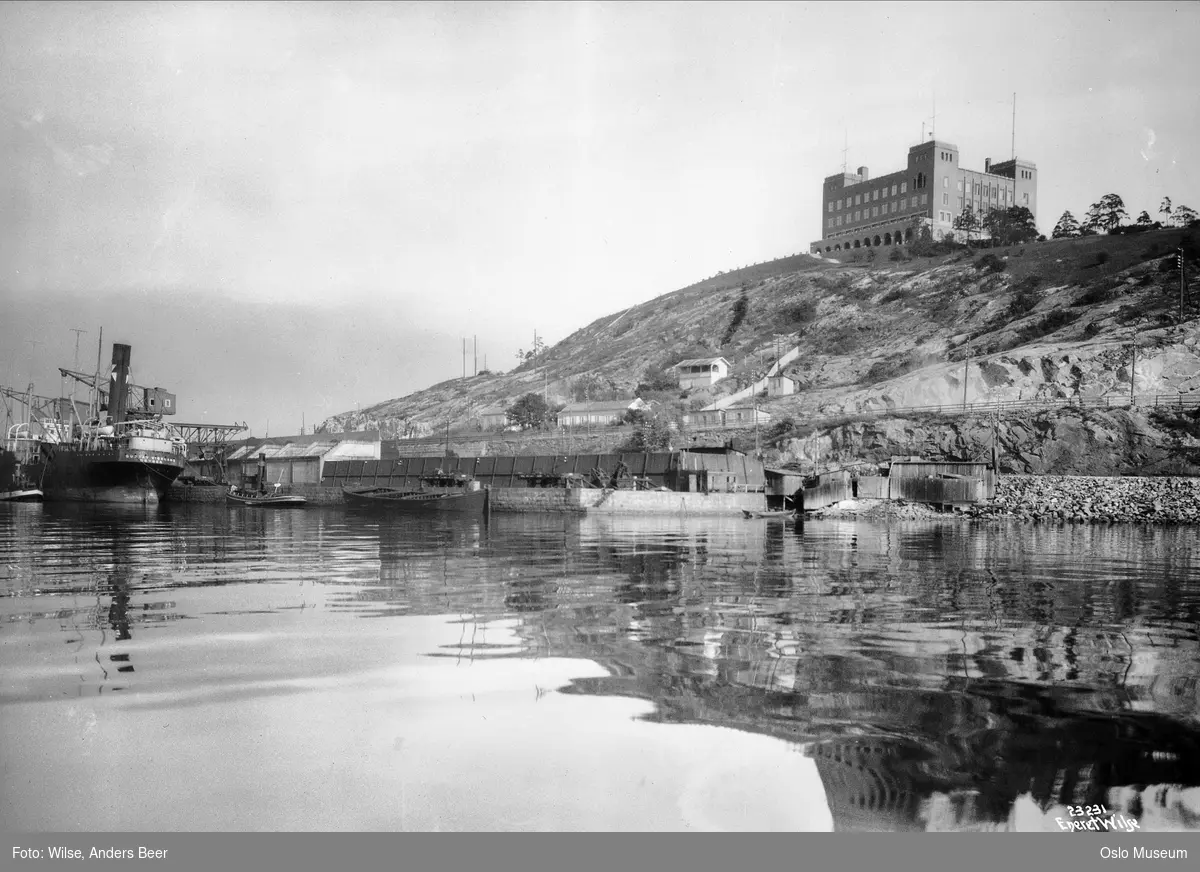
[742,509,798,519]
[226,485,307,507]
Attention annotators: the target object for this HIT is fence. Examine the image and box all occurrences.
[801,470,852,510]
[889,476,987,505]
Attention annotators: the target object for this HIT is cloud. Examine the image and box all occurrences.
[49,141,114,177]
[19,109,113,177]
[1140,127,1157,162]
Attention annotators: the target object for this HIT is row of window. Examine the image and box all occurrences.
[829,182,910,211]
[827,195,929,227]
[828,168,1032,214]
[822,210,932,241]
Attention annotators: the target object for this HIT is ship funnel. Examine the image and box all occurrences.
[109,344,132,424]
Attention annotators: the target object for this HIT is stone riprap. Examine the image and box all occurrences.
[970,474,1200,523]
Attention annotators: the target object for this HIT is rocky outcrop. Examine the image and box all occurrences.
[777,407,1199,477]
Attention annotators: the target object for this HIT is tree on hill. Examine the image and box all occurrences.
[635,365,678,396]
[983,206,1038,246]
[1160,196,1173,225]
[1136,210,1154,227]
[515,333,548,363]
[619,414,674,452]
[505,393,555,430]
[1052,210,1081,238]
[1084,193,1127,234]
[908,215,935,256]
[952,207,982,244]
[1172,205,1198,228]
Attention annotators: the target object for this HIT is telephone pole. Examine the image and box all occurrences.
[1180,248,1187,322]
[962,344,970,412]
[1129,342,1136,406]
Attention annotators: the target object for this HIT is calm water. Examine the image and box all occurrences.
[2,502,1199,832]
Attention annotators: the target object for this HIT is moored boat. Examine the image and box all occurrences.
[226,484,307,507]
[2,426,43,501]
[343,473,488,514]
[15,342,186,504]
[0,488,43,502]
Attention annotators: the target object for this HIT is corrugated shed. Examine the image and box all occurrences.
[324,441,380,461]
[227,431,380,462]
[675,357,731,368]
[227,441,337,461]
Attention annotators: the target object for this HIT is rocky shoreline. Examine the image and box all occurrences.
[968,474,1200,524]
[805,475,1200,524]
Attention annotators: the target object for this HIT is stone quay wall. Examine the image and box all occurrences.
[490,488,587,513]
[970,475,1200,524]
[169,483,766,515]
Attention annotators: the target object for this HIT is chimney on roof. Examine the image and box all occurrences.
[984,158,992,172]
[857,166,870,181]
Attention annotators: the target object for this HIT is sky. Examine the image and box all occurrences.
[2,1,1198,435]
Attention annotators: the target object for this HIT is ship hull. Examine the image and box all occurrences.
[29,447,184,505]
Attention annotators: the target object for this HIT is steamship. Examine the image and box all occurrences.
[21,343,187,504]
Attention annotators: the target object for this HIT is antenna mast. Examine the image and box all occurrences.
[1011,92,1016,160]
[841,129,848,174]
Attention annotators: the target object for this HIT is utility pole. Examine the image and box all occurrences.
[1180,248,1187,322]
[1130,342,1136,406]
[754,403,761,458]
[462,337,466,379]
[473,335,477,377]
[962,345,969,412]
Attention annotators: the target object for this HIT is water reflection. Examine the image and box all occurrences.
[1,504,1198,831]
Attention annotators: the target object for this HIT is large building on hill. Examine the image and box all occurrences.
[809,138,1037,255]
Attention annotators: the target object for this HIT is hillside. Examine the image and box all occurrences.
[317,227,1200,474]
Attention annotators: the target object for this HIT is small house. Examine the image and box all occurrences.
[478,405,509,431]
[556,398,647,428]
[722,406,771,427]
[674,357,732,390]
[767,375,797,397]
[686,409,727,428]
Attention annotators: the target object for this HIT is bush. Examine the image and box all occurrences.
[822,324,861,355]
[1082,321,1103,338]
[636,366,678,394]
[865,355,918,383]
[1096,251,1110,266]
[1076,285,1117,306]
[879,287,908,304]
[766,416,796,441]
[1007,287,1041,317]
[1149,407,1200,441]
[975,253,1006,273]
[782,300,818,326]
[1015,309,1079,344]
